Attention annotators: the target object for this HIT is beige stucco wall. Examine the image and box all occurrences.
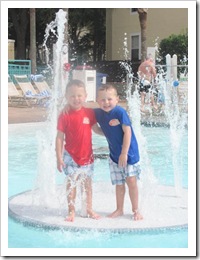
[106,8,188,60]
[8,39,15,59]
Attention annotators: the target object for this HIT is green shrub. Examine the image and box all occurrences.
[158,31,188,76]
[158,31,188,65]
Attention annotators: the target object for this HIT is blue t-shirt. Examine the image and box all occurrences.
[94,106,140,165]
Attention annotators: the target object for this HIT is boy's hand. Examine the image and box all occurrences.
[92,123,104,136]
[57,158,65,173]
[118,153,127,168]
[62,104,69,114]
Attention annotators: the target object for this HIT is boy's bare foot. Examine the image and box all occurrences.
[87,210,101,220]
[65,211,75,222]
[107,209,123,218]
[133,210,143,221]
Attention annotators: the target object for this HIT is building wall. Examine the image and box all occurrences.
[8,39,15,60]
[106,8,188,61]
[106,9,113,60]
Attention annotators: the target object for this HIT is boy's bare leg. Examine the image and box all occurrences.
[126,176,143,221]
[140,92,146,112]
[65,180,76,222]
[84,177,101,219]
[108,184,125,218]
[150,95,158,110]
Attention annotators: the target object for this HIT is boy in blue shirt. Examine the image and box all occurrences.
[95,84,143,221]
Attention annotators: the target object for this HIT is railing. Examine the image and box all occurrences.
[8,60,31,83]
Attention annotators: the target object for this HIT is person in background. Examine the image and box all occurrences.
[56,79,102,222]
[138,56,158,112]
[94,84,143,221]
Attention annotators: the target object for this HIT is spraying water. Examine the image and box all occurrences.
[120,34,158,214]
[151,48,187,196]
[33,9,68,206]
[120,33,187,201]
[158,54,188,196]
[33,9,89,213]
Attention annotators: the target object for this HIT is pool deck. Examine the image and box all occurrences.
[8,106,49,124]
[8,182,188,233]
[8,101,176,125]
[8,101,124,124]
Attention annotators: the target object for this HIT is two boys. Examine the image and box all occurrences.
[56,80,143,222]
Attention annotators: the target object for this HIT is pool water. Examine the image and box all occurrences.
[8,122,188,250]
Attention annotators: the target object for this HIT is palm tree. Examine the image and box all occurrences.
[30,8,36,74]
[9,9,29,59]
[137,8,148,61]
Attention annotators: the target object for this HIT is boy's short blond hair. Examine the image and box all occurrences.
[65,79,86,94]
[98,84,118,95]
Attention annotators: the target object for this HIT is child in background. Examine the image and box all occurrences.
[138,56,158,112]
[56,79,102,222]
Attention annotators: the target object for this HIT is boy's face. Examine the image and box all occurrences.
[66,85,87,110]
[97,89,119,112]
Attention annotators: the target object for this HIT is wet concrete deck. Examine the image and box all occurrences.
[8,182,187,233]
[8,101,184,126]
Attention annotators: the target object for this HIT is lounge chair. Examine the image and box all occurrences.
[13,74,49,106]
[33,80,52,97]
[8,75,25,106]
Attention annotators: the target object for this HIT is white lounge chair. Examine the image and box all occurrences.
[13,74,49,106]
[33,80,51,95]
[8,75,27,106]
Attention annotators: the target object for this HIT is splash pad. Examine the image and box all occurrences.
[8,182,187,233]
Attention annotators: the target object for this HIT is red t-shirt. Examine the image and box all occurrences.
[57,107,96,166]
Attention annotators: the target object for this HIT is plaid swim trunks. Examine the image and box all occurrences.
[109,158,141,185]
[63,150,94,181]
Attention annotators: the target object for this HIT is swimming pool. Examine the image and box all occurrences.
[7,122,190,256]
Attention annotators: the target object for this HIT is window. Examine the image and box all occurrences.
[131,34,140,60]
[131,8,137,13]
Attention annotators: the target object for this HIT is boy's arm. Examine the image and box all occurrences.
[92,123,104,136]
[151,64,157,79]
[118,124,131,167]
[55,130,65,172]
[60,104,70,115]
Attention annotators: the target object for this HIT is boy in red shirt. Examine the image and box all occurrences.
[56,79,102,222]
